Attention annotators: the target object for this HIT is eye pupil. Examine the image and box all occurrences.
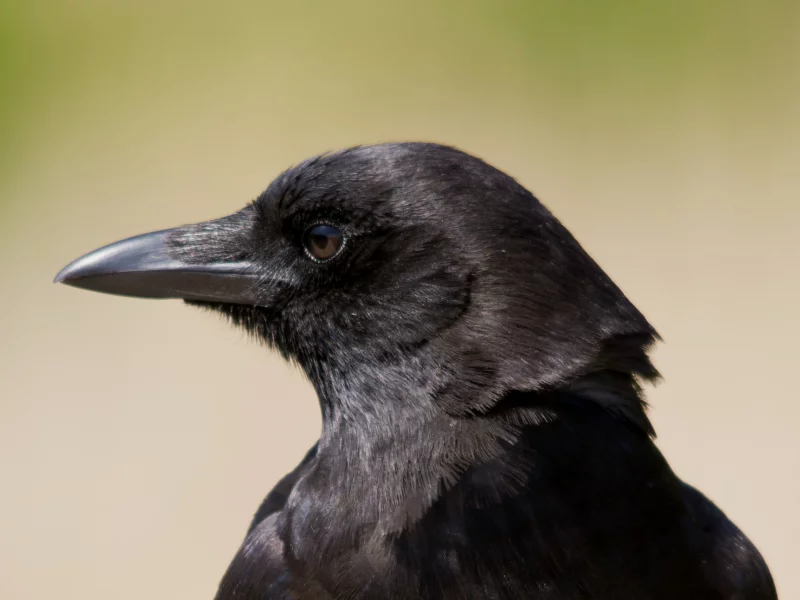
[304,224,344,261]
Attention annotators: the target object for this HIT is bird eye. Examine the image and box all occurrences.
[303,224,344,261]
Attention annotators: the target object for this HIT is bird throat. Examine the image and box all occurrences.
[279,332,659,577]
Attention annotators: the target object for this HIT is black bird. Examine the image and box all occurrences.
[55,143,777,599]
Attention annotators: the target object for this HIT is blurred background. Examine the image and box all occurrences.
[1,1,797,598]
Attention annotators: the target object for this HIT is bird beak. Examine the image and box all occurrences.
[54,227,266,306]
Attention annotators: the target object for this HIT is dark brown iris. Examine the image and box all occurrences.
[304,224,344,261]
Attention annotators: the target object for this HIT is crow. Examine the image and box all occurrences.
[55,143,777,599]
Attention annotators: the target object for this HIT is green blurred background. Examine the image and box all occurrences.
[1,1,797,598]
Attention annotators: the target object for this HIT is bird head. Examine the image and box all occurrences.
[56,143,657,427]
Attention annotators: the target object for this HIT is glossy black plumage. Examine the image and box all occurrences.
[55,143,776,599]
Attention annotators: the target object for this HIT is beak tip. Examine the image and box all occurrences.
[54,257,88,285]
[53,264,74,285]
[53,230,172,288]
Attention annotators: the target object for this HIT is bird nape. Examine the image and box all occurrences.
[55,143,777,600]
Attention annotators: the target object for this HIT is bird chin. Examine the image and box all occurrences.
[183,300,283,347]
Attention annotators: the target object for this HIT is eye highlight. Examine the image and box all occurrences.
[303,224,344,262]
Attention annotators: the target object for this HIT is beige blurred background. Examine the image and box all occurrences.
[1,1,798,598]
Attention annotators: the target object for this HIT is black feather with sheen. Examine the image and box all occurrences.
[163,143,774,599]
